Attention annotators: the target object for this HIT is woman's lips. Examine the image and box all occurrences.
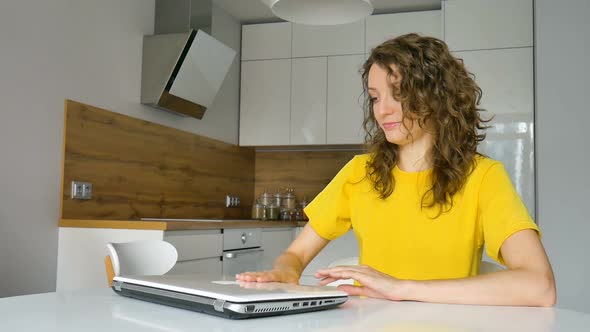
[382,121,401,130]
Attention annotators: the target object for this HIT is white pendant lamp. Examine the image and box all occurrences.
[261,0,373,26]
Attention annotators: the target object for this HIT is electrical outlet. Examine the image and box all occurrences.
[71,181,92,200]
[225,194,240,208]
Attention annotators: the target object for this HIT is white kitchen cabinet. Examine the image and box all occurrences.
[296,227,359,285]
[327,55,366,144]
[241,22,292,60]
[455,47,534,116]
[239,59,291,146]
[443,0,533,51]
[291,57,328,145]
[57,228,223,291]
[366,10,442,53]
[260,227,295,271]
[292,20,364,58]
[169,257,222,276]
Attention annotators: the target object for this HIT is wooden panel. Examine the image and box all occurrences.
[254,150,363,203]
[61,100,255,220]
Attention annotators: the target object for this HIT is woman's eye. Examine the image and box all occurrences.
[370,97,378,103]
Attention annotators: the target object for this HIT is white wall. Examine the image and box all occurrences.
[0,0,240,297]
[535,0,590,313]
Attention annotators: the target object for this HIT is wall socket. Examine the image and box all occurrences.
[225,194,240,208]
[71,181,92,200]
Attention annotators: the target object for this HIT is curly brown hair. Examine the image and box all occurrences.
[361,33,490,214]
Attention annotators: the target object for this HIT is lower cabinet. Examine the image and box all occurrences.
[295,227,359,285]
[164,230,223,276]
[168,257,222,276]
[260,227,295,271]
[56,227,223,291]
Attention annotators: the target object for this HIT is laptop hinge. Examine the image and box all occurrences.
[113,281,122,292]
[213,299,226,312]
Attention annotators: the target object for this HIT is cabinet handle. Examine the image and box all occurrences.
[224,248,264,259]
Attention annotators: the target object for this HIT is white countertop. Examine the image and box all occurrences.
[1,288,589,331]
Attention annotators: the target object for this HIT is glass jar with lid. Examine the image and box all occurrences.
[283,187,296,210]
[258,189,272,206]
[266,203,280,220]
[251,202,264,220]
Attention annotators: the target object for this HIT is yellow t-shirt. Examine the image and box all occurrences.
[304,154,539,280]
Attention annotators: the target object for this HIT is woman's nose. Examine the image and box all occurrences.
[374,98,395,116]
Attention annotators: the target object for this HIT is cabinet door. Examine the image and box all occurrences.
[444,0,533,51]
[327,55,365,144]
[260,228,294,270]
[366,10,442,53]
[241,22,292,60]
[239,59,291,146]
[168,257,222,276]
[292,20,364,57]
[163,230,222,261]
[298,229,359,284]
[455,47,533,116]
[291,57,327,145]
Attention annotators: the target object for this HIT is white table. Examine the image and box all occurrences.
[1,288,589,331]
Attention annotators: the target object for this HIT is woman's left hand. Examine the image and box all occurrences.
[315,265,410,301]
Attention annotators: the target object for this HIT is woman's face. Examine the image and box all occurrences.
[368,63,430,147]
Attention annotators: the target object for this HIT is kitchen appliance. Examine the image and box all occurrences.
[141,0,236,119]
[222,228,263,278]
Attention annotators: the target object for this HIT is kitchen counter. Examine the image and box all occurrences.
[59,218,307,230]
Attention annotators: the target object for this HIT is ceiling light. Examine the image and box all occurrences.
[261,0,373,26]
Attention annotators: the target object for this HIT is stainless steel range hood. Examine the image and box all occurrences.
[141,0,236,119]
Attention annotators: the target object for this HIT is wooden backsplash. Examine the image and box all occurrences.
[254,150,364,204]
[60,100,255,220]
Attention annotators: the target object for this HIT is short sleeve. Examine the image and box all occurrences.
[479,162,540,265]
[304,156,362,240]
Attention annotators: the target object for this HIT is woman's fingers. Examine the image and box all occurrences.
[235,271,277,282]
[315,267,375,286]
[316,277,340,286]
[337,284,389,300]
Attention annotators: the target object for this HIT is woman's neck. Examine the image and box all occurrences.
[396,136,434,172]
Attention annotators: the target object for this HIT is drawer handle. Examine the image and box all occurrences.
[241,233,247,244]
[224,248,264,259]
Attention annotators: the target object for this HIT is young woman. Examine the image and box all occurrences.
[236,34,556,307]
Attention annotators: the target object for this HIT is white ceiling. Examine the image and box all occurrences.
[213,0,441,24]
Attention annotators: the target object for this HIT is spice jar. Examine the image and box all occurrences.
[273,191,282,207]
[251,203,264,220]
[259,189,272,206]
[266,203,280,220]
[283,187,296,210]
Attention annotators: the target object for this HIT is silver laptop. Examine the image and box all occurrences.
[112,274,348,319]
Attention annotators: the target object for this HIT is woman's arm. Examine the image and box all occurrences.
[236,223,330,284]
[316,229,556,306]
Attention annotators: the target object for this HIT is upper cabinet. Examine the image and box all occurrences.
[241,22,292,60]
[327,55,366,144]
[291,57,328,145]
[456,48,534,117]
[443,0,533,51]
[292,21,365,57]
[239,59,291,146]
[366,11,442,53]
[239,10,443,146]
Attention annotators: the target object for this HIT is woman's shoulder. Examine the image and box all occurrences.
[471,154,505,179]
[339,153,371,181]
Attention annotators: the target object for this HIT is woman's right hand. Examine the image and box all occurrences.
[235,269,300,284]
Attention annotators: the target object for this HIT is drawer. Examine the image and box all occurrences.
[168,257,222,277]
[223,228,261,250]
[164,230,222,262]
